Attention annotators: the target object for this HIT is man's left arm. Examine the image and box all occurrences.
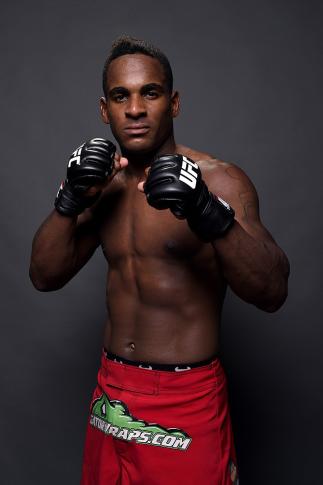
[140,155,290,313]
[206,162,290,312]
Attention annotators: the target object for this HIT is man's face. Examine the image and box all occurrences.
[100,54,179,154]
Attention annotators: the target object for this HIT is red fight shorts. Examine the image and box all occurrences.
[81,351,239,485]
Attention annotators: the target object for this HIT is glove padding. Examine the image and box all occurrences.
[144,154,235,242]
[55,138,116,216]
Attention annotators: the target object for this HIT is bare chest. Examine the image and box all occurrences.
[98,185,208,264]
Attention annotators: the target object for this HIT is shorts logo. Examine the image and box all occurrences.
[179,156,199,189]
[90,393,192,451]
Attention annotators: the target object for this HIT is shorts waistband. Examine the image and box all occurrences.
[100,349,224,394]
[103,348,216,372]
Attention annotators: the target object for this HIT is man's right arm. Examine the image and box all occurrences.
[29,138,128,291]
[29,208,101,291]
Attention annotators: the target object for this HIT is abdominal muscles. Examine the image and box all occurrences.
[103,253,226,363]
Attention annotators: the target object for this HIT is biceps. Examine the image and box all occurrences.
[72,211,101,274]
[207,162,276,243]
[74,230,101,272]
[220,174,276,243]
[234,189,276,243]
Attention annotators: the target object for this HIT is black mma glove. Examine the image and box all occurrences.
[54,138,116,216]
[143,154,235,242]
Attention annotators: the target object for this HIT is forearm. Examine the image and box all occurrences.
[29,210,78,290]
[212,221,290,312]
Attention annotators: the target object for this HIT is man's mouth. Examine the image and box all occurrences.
[124,124,150,135]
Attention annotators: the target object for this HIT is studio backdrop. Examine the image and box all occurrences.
[1,1,322,484]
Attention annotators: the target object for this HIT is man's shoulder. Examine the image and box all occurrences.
[198,158,244,179]
[197,157,232,173]
[176,144,250,190]
[176,144,215,163]
[186,150,258,208]
[176,144,233,171]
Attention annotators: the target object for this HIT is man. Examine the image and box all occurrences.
[29,36,290,484]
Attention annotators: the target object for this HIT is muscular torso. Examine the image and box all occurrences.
[94,146,228,363]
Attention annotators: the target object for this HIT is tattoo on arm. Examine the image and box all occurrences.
[239,190,259,223]
[224,166,259,223]
[225,167,241,180]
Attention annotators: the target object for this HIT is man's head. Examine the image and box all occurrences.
[102,36,174,98]
[100,36,179,156]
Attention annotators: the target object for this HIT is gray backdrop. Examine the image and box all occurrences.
[1,0,322,483]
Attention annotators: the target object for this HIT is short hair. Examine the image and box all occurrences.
[102,35,173,97]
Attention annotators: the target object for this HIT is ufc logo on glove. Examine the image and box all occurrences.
[67,143,85,167]
[179,156,199,189]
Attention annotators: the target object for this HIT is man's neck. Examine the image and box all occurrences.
[122,136,177,179]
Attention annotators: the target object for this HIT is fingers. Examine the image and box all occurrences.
[109,155,128,182]
[84,155,128,197]
[137,180,145,192]
[114,155,128,172]
[137,166,150,192]
[119,156,128,169]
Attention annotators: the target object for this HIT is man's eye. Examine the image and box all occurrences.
[145,91,158,99]
[114,94,126,102]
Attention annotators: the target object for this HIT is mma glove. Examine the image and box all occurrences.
[54,138,116,216]
[143,154,235,242]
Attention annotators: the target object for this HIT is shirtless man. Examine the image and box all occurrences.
[29,36,290,485]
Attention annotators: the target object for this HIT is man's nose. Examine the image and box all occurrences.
[125,95,147,118]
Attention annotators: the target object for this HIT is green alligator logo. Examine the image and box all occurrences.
[90,393,192,451]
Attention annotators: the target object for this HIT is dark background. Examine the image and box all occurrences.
[1,0,322,483]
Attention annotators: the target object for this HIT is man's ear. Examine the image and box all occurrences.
[171,91,180,118]
[100,97,110,124]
